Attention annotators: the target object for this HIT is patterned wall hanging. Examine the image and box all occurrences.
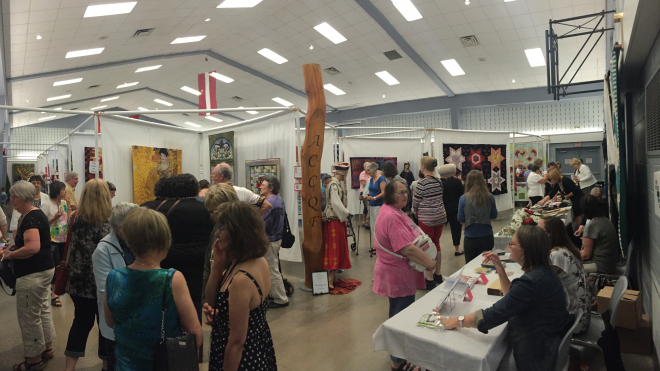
[349,157,397,189]
[209,131,234,176]
[443,143,508,195]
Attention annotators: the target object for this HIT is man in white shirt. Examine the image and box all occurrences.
[211,163,272,215]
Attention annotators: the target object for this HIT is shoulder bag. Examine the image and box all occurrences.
[281,211,295,249]
[153,269,199,371]
[374,222,436,272]
[0,253,15,295]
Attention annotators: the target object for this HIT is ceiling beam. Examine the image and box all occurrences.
[7,50,337,112]
[354,0,455,97]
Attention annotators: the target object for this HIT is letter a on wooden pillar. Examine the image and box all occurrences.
[301,64,326,290]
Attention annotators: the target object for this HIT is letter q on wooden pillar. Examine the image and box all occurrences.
[301,64,326,290]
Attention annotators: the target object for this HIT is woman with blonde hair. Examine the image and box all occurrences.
[64,179,113,371]
[570,158,597,196]
[538,169,585,227]
[457,170,498,263]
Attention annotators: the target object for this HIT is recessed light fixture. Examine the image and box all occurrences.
[324,84,346,95]
[181,86,202,96]
[36,35,42,40]
[309,45,314,50]
[38,116,56,121]
[117,82,138,89]
[392,0,423,22]
[53,78,82,86]
[375,71,400,85]
[101,96,119,102]
[524,48,546,67]
[383,95,386,98]
[258,48,288,64]
[65,48,104,58]
[84,2,137,17]
[46,94,71,101]
[504,0,516,2]
[512,79,516,83]
[271,97,293,107]
[217,0,263,8]
[205,18,210,22]
[209,72,234,83]
[154,99,173,106]
[465,0,470,4]
[440,59,466,76]
[184,122,202,128]
[135,65,162,73]
[205,116,223,122]
[91,105,107,110]
[171,36,206,44]
[137,107,149,111]
[26,100,29,102]
[314,22,347,44]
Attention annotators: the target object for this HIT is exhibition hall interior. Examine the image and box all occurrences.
[0,0,659,370]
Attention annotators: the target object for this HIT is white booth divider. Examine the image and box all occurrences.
[69,134,102,200]
[340,137,425,215]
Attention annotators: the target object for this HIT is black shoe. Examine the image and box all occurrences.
[268,301,289,309]
[364,225,370,230]
[454,251,464,256]
[433,273,444,284]
[424,279,436,290]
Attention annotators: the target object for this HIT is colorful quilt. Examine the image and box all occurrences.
[442,143,508,195]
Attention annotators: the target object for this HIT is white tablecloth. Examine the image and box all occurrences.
[493,206,574,249]
[373,253,525,371]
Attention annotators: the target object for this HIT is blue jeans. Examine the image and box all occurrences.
[388,294,416,363]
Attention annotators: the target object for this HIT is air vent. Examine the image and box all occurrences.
[383,50,402,61]
[231,96,244,102]
[324,67,340,76]
[182,113,190,116]
[70,108,77,110]
[88,85,100,89]
[133,28,155,37]
[646,67,660,154]
[460,35,479,47]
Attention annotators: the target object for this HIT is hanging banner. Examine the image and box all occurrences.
[208,131,234,174]
[198,71,218,116]
[609,46,628,256]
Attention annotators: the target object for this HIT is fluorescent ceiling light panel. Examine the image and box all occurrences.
[271,97,293,107]
[375,71,400,85]
[314,22,347,44]
[524,48,546,67]
[324,84,346,95]
[184,122,202,128]
[171,36,206,44]
[209,72,234,83]
[392,0,423,21]
[137,107,149,111]
[217,0,263,8]
[181,86,202,96]
[17,156,37,160]
[46,94,71,101]
[66,48,104,58]
[238,106,259,114]
[440,59,465,76]
[38,116,56,121]
[154,99,173,106]
[117,82,138,88]
[101,96,119,102]
[135,65,162,73]
[205,116,223,122]
[90,105,107,110]
[84,2,137,17]
[53,78,82,86]
[258,48,288,64]
[504,0,516,2]
[53,107,62,110]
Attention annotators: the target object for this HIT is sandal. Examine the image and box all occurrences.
[51,297,62,307]
[13,360,45,371]
[391,361,422,371]
[41,348,54,359]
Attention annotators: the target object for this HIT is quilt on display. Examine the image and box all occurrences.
[442,143,508,195]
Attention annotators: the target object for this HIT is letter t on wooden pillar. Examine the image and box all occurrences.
[301,64,326,290]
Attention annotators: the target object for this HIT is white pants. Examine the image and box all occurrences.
[16,268,56,358]
[369,205,381,244]
[264,240,288,304]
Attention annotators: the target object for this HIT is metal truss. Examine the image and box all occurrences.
[546,10,615,100]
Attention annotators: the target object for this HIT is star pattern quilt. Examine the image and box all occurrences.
[442,143,508,195]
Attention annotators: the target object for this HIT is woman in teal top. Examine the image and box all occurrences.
[104,208,202,371]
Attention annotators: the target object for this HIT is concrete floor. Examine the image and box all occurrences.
[0,208,655,370]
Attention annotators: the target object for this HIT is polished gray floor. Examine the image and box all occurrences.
[0,209,655,370]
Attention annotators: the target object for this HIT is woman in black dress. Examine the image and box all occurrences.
[438,164,464,256]
[142,174,214,322]
[399,162,415,212]
[539,169,585,228]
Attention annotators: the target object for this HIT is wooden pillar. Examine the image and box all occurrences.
[301,64,326,289]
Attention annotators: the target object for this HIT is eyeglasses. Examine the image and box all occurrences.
[507,242,519,248]
[396,191,408,196]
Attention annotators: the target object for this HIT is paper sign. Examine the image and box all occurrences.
[294,166,302,179]
[294,183,302,192]
[586,158,592,164]
[312,271,329,295]
[565,159,571,164]
[89,161,99,173]
[654,172,660,217]
[464,288,473,302]
[478,272,489,284]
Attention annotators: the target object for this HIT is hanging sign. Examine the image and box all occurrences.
[89,161,99,174]
[294,166,302,179]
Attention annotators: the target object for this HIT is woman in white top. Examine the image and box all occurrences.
[570,158,597,196]
[526,165,548,207]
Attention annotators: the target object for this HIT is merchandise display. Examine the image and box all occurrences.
[131,146,182,204]
[442,143,508,195]
[245,159,280,194]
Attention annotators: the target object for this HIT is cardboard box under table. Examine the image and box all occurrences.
[617,314,652,355]
[596,286,641,330]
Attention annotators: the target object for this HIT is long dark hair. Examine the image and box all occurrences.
[516,226,551,272]
[540,216,581,261]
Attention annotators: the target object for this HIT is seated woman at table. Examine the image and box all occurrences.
[440,226,572,371]
[457,170,498,263]
[579,196,620,274]
[538,216,590,335]
[373,179,436,371]
[538,169,585,227]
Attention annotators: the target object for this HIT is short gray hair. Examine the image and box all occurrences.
[590,187,603,197]
[363,162,370,169]
[367,162,378,171]
[109,202,139,234]
[10,181,36,202]
[65,172,78,181]
[214,163,232,181]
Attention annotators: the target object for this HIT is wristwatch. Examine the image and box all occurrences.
[458,316,465,328]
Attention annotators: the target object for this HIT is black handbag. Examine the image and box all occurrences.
[281,211,295,249]
[153,271,199,371]
[0,255,16,296]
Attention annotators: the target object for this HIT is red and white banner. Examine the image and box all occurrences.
[198,71,218,116]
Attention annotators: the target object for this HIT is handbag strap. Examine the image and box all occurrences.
[160,268,175,341]
[155,199,182,217]
[373,223,406,260]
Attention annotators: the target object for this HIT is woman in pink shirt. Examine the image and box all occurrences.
[358,162,371,228]
[373,179,436,371]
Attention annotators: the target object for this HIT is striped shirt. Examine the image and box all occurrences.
[412,176,447,227]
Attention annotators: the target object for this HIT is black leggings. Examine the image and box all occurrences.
[65,296,102,358]
[463,234,495,264]
[445,208,462,247]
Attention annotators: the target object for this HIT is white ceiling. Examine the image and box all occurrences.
[3,0,607,129]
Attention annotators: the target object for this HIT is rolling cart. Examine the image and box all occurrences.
[347,214,358,255]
